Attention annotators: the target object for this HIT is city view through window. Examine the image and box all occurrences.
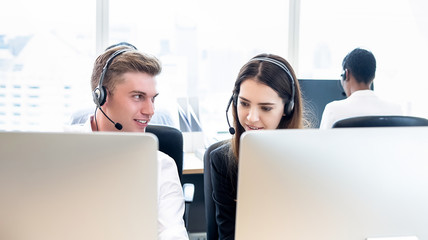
[1,0,428,138]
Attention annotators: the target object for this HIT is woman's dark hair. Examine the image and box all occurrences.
[229,53,304,162]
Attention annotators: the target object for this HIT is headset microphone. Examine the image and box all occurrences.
[228,127,235,135]
[98,107,123,130]
[226,96,235,135]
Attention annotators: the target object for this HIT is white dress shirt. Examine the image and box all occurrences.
[64,116,189,240]
[319,90,403,129]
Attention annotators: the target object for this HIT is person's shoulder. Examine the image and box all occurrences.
[64,114,94,133]
[158,150,171,159]
[326,98,347,108]
[320,100,347,129]
[323,98,353,115]
[210,142,231,159]
[157,151,178,170]
[63,123,86,132]
[210,142,233,171]
[382,101,404,115]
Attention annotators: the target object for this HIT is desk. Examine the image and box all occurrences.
[182,134,230,175]
[183,152,204,174]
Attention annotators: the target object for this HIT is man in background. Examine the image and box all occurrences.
[319,48,403,129]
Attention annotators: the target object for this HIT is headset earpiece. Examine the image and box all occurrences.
[92,86,107,107]
[232,93,238,106]
[92,47,133,107]
[341,69,348,81]
[284,100,294,116]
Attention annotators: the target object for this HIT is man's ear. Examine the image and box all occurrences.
[104,89,111,103]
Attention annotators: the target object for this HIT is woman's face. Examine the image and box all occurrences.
[237,78,285,131]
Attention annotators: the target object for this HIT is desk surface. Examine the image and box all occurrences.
[182,134,230,175]
[183,152,204,174]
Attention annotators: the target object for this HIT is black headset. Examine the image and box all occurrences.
[91,43,138,131]
[92,43,137,107]
[226,57,296,134]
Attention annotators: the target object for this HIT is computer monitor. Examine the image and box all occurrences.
[299,79,375,128]
[235,127,428,240]
[0,131,158,240]
[299,79,346,128]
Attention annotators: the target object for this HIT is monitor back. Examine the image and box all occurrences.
[299,79,346,128]
[236,127,428,240]
[0,131,158,240]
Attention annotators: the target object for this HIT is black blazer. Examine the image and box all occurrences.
[210,143,238,240]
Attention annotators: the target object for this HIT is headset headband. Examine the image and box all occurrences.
[93,47,135,107]
[248,57,296,115]
[98,49,131,90]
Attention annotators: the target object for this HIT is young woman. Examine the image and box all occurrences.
[210,53,304,239]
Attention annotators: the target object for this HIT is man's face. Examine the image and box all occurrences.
[103,72,158,132]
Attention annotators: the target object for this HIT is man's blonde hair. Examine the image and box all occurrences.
[90,46,161,94]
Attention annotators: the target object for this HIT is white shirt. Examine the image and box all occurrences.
[319,90,403,129]
[64,116,189,240]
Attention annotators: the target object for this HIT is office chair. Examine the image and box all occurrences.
[146,125,183,180]
[332,115,428,128]
[203,139,229,240]
[145,125,194,229]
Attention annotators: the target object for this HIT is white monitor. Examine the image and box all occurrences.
[235,127,428,240]
[0,131,158,240]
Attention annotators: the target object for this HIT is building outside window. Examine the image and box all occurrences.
[1,0,428,137]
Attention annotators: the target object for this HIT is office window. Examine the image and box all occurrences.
[4,0,428,133]
[109,0,290,137]
[298,0,428,117]
[0,0,95,131]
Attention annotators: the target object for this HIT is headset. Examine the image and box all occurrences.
[341,69,348,82]
[340,69,348,97]
[92,47,137,107]
[226,57,296,134]
[105,41,137,51]
[92,43,137,130]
